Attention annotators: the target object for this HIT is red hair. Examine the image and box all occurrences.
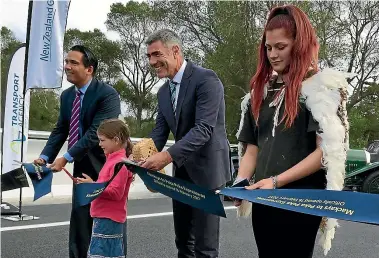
[250,5,319,128]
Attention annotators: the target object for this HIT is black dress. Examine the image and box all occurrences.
[238,81,326,258]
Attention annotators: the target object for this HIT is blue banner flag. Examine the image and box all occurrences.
[73,163,125,207]
[1,167,29,191]
[22,163,53,201]
[123,161,226,218]
[74,182,107,207]
[220,187,379,225]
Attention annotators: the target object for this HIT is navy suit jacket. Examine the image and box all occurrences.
[150,61,231,189]
[41,78,121,177]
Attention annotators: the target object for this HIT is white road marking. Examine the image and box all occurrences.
[1,206,237,232]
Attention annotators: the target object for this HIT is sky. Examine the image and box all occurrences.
[0,0,134,89]
[1,0,129,41]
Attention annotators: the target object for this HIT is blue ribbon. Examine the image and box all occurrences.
[126,161,226,218]
[220,187,379,225]
[18,160,379,226]
[73,163,125,207]
[22,163,53,201]
[74,181,107,207]
[73,161,226,217]
[123,162,379,225]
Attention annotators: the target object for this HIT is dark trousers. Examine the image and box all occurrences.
[173,168,223,258]
[68,202,92,258]
[251,203,322,258]
[68,157,127,258]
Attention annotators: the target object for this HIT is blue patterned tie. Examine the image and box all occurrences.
[68,90,82,149]
[169,80,178,115]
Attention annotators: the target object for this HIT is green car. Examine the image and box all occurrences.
[228,143,379,194]
[345,147,379,194]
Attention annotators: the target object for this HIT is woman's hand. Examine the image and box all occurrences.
[76,173,94,184]
[245,178,274,190]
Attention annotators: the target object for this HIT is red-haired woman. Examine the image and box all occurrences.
[234,5,350,258]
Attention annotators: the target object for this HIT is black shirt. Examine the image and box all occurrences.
[238,82,326,189]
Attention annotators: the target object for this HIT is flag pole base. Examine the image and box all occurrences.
[1,214,40,221]
[0,202,40,221]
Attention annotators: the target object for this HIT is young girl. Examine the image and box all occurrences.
[234,5,349,258]
[76,118,134,258]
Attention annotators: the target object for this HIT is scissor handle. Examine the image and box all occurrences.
[62,167,78,184]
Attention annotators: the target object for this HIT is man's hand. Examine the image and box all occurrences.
[48,157,68,172]
[76,173,94,184]
[33,158,46,166]
[140,151,172,171]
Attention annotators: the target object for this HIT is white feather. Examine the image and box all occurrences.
[301,68,353,255]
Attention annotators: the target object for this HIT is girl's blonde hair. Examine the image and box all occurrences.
[97,118,133,156]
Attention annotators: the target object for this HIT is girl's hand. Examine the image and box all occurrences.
[76,173,94,184]
[245,178,274,190]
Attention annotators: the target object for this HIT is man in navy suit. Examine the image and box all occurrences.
[143,29,231,258]
[33,45,121,258]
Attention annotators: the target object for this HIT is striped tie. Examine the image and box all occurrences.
[68,91,82,150]
[169,81,177,115]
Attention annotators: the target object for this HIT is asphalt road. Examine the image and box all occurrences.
[1,198,378,258]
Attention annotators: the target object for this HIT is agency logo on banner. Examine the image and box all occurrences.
[2,46,30,173]
[26,0,71,89]
[10,130,26,155]
[39,0,58,63]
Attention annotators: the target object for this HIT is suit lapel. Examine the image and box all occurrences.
[80,79,97,121]
[67,87,76,119]
[175,61,193,131]
[160,82,176,134]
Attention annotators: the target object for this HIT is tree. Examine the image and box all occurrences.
[113,79,157,137]
[342,2,379,111]
[105,1,165,130]
[348,91,379,148]
[152,1,223,63]
[28,90,60,131]
[306,1,379,147]
[200,2,264,140]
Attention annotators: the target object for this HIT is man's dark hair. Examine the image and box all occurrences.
[70,45,98,75]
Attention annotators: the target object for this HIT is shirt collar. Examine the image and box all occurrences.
[106,148,126,160]
[75,78,92,95]
[172,60,187,84]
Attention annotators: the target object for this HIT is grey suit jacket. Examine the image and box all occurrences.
[150,60,231,189]
[41,78,121,175]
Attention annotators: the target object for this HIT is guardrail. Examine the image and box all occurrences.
[0,129,176,147]
[0,129,238,149]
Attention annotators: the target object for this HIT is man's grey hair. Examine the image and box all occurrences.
[146,29,183,54]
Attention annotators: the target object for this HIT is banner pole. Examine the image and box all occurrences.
[17,0,33,220]
[0,44,28,218]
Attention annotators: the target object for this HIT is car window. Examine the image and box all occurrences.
[367,141,379,153]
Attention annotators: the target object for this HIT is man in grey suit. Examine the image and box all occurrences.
[142,29,231,258]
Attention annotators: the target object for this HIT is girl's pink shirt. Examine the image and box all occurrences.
[90,148,133,223]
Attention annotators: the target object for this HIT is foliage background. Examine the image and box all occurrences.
[1,1,378,148]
